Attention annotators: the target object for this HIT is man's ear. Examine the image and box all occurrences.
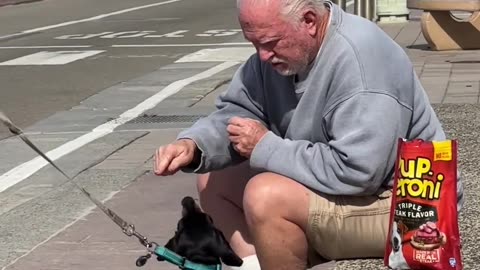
[302,9,318,36]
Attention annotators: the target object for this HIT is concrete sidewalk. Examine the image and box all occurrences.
[4,18,480,270]
[378,20,480,104]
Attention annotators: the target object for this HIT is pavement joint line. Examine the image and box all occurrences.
[477,82,480,104]
[0,61,239,193]
[0,191,118,270]
[442,80,452,104]
[67,131,149,180]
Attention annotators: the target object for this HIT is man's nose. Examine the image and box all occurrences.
[258,48,274,62]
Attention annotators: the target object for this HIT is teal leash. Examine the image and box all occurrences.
[152,246,221,270]
[0,110,221,270]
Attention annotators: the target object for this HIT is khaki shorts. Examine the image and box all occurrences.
[306,188,392,265]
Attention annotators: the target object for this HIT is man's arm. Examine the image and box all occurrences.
[177,55,268,173]
[249,91,411,196]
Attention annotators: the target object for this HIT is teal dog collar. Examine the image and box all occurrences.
[154,246,222,270]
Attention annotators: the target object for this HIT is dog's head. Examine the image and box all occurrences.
[391,220,407,252]
[391,221,401,252]
[163,196,243,267]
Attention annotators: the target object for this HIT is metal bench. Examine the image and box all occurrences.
[407,0,480,50]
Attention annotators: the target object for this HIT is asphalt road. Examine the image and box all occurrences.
[0,0,250,267]
[0,0,246,139]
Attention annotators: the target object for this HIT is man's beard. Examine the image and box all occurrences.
[271,54,310,76]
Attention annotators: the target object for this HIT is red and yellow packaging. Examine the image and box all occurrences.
[384,139,462,269]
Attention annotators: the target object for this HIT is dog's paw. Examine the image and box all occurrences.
[221,253,243,267]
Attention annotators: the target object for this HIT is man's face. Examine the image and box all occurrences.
[239,1,315,76]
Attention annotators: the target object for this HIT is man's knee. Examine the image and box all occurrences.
[243,173,278,224]
[243,172,310,229]
[196,172,221,210]
[196,162,256,209]
[196,173,210,194]
[196,169,234,199]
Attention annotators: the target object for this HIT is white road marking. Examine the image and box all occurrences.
[99,31,157,39]
[0,32,28,40]
[0,46,92,49]
[112,42,252,47]
[175,47,256,63]
[0,43,253,50]
[102,17,181,22]
[196,29,243,37]
[144,30,189,38]
[54,29,244,40]
[108,54,170,58]
[0,0,183,40]
[0,50,104,66]
[0,61,240,193]
[55,32,116,40]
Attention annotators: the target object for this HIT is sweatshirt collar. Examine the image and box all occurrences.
[294,0,339,84]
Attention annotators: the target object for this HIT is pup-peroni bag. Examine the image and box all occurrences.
[384,139,462,270]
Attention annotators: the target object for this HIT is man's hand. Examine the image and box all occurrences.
[227,117,268,158]
[154,139,198,176]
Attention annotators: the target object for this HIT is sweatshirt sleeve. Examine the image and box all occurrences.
[176,55,268,173]
[249,92,409,196]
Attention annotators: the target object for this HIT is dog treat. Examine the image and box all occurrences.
[384,139,463,269]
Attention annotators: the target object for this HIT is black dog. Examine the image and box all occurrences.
[162,196,243,267]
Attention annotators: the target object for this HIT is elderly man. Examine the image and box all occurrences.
[154,0,464,269]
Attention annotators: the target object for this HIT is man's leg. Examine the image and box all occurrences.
[242,172,311,270]
[198,163,391,270]
[197,161,258,259]
[242,172,392,270]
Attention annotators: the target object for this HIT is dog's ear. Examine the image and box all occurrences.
[165,236,176,251]
[397,220,408,236]
[400,224,408,235]
[181,196,201,217]
[214,228,243,267]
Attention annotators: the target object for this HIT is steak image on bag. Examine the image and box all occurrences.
[384,139,463,270]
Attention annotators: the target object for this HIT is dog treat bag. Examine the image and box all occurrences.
[384,139,463,270]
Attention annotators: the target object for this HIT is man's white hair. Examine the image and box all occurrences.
[281,0,326,20]
[237,0,326,22]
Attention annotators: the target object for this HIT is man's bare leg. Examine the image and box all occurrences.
[197,161,257,258]
[243,172,311,270]
[198,164,312,270]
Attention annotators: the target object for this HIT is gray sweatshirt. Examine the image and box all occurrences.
[177,2,464,209]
